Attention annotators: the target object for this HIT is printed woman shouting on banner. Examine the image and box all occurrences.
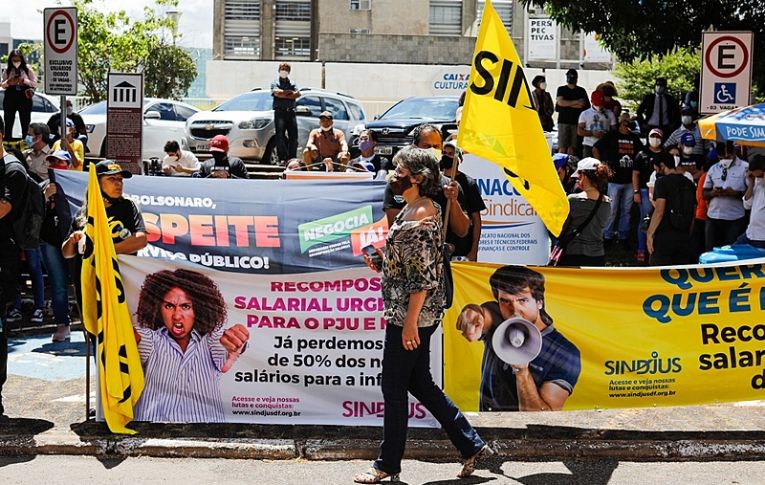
[354,146,491,484]
[133,268,249,423]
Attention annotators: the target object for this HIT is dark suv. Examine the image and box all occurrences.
[351,96,459,156]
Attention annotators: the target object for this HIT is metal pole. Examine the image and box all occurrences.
[60,95,67,146]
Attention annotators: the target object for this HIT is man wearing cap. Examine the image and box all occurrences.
[737,155,765,249]
[271,63,300,165]
[199,135,249,179]
[23,122,52,182]
[0,117,29,416]
[455,265,581,412]
[637,77,680,137]
[303,111,350,171]
[62,160,148,259]
[665,105,705,158]
[52,118,85,171]
[633,128,666,263]
[674,132,703,183]
[40,150,74,342]
[594,112,643,246]
[47,99,88,149]
[555,69,590,156]
[577,90,616,159]
[442,140,486,261]
[349,129,391,180]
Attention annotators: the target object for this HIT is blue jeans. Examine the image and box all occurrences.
[374,324,484,475]
[40,242,71,326]
[636,188,653,251]
[734,232,765,249]
[604,182,633,240]
[14,248,44,311]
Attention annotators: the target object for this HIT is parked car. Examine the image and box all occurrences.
[80,98,199,160]
[351,96,459,157]
[0,89,59,139]
[186,88,367,164]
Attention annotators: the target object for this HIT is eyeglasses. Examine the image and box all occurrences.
[721,167,728,182]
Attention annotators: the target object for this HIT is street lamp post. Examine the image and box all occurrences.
[167,10,182,46]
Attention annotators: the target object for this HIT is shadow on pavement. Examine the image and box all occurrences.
[32,340,88,358]
[0,418,55,468]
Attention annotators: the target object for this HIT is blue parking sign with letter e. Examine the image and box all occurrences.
[714,83,736,104]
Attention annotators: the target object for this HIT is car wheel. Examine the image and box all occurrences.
[263,138,280,166]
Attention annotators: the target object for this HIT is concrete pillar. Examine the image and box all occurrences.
[462,0,477,35]
[213,0,225,59]
[262,0,276,60]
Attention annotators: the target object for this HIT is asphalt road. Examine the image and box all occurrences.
[0,456,762,485]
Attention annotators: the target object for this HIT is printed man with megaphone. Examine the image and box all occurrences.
[456,266,581,411]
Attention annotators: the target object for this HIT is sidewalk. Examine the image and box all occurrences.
[2,331,765,462]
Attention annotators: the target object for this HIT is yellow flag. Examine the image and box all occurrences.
[458,0,569,235]
[81,164,145,434]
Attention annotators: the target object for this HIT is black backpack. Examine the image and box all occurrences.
[1,154,45,249]
[667,175,697,231]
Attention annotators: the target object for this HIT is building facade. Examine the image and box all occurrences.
[213,0,611,69]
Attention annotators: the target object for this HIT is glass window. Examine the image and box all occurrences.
[296,95,322,117]
[323,97,349,121]
[174,104,198,122]
[348,102,366,121]
[429,0,462,36]
[275,1,311,21]
[476,1,513,31]
[275,36,311,58]
[80,101,107,115]
[350,0,371,10]
[380,97,459,122]
[214,91,272,112]
[148,102,177,121]
[224,0,261,58]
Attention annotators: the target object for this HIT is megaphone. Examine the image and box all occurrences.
[491,317,542,366]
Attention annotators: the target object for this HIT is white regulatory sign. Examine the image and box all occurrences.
[699,31,753,115]
[43,7,78,96]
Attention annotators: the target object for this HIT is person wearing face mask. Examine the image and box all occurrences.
[593,112,643,248]
[578,90,616,158]
[46,99,88,149]
[633,128,666,263]
[52,119,85,171]
[441,141,485,261]
[555,69,590,156]
[0,50,37,141]
[637,77,680,138]
[303,111,350,171]
[23,123,52,182]
[665,105,705,158]
[349,129,391,180]
[735,155,765,249]
[702,141,749,251]
[271,63,300,165]
[198,135,249,179]
[161,140,200,176]
[531,75,554,132]
[674,132,703,183]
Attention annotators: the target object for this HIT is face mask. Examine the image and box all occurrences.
[428,147,441,160]
[720,158,733,169]
[690,100,698,109]
[649,137,662,147]
[566,75,577,84]
[539,82,547,90]
[66,106,74,116]
[279,70,289,79]
[166,155,178,163]
[440,155,454,170]
[674,155,681,166]
[388,174,413,196]
[682,146,694,156]
[12,61,20,69]
[321,125,333,132]
[592,104,602,112]
[24,134,35,147]
[211,152,227,164]
[655,86,666,95]
[681,116,693,126]
[359,140,374,153]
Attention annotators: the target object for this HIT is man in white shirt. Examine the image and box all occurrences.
[162,140,200,176]
[736,155,765,248]
[577,90,616,158]
[702,141,749,251]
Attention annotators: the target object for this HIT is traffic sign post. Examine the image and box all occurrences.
[44,7,78,96]
[699,31,754,115]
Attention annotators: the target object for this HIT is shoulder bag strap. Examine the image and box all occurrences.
[558,194,603,249]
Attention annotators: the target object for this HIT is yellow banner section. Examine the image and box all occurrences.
[458,0,569,235]
[81,164,145,434]
[444,262,765,412]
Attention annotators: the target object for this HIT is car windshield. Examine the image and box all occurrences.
[214,92,272,112]
[80,99,152,115]
[379,97,458,121]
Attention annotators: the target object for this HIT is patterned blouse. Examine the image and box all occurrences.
[381,203,445,328]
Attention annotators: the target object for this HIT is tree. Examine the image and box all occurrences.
[614,48,701,110]
[143,44,197,100]
[73,0,196,101]
[522,0,765,95]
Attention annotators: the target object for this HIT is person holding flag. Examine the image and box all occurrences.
[457,0,569,237]
[62,161,147,434]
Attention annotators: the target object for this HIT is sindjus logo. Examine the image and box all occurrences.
[299,206,374,253]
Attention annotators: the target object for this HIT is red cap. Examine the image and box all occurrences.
[591,90,604,106]
[209,134,229,152]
